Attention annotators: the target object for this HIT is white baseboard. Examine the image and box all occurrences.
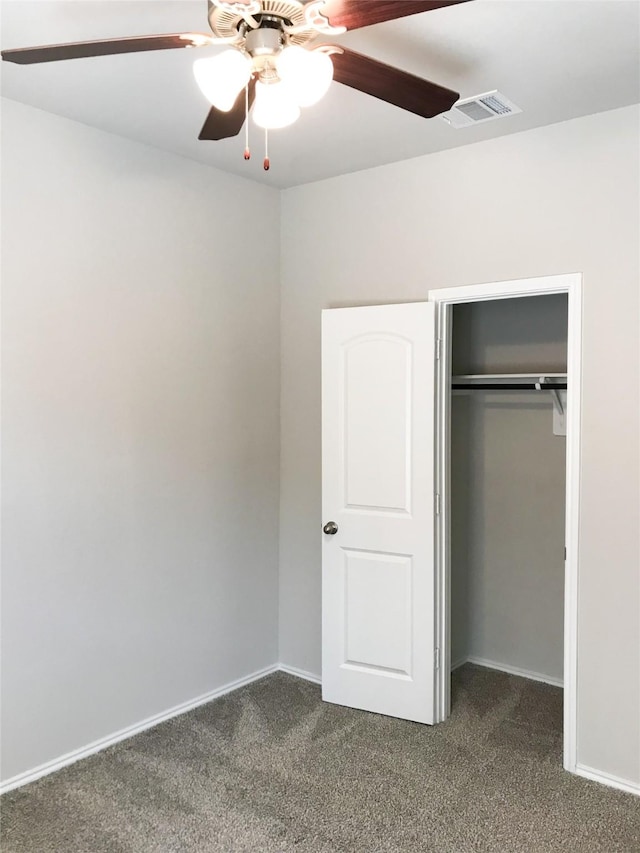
[575,764,640,797]
[0,663,279,795]
[458,655,563,688]
[278,663,322,685]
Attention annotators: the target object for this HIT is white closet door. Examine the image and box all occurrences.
[321,302,437,724]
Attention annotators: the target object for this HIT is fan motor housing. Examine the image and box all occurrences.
[244,20,285,58]
[208,0,317,47]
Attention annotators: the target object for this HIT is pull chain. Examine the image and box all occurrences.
[263,127,270,171]
[243,83,251,160]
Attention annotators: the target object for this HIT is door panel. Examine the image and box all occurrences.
[322,302,437,723]
[344,335,411,513]
[344,549,413,676]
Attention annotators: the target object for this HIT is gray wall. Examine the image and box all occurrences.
[450,296,567,681]
[1,100,281,783]
[279,105,640,785]
[452,296,569,374]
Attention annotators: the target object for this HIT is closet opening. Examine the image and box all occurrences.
[429,274,582,773]
[451,294,567,759]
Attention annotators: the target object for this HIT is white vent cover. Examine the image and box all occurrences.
[441,91,522,129]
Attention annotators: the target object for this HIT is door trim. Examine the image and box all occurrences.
[428,273,582,775]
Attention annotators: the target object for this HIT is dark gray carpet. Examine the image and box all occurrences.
[2,665,639,852]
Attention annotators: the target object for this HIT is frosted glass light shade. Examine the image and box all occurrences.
[252,81,301,129]
[277,46,333,107]
[193,49,251,112]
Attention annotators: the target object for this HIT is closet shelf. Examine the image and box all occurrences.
[452,373,566,390]
[451,373,568,434]
[452,373,567,382]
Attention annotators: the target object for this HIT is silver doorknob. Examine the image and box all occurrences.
[323,521,338,535]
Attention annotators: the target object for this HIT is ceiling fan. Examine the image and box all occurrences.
[2,0,469,170]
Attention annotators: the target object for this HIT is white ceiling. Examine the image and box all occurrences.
[1,0,639,188]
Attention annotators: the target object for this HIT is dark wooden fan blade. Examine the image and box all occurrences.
[317,0,471,32]
[198,77,256,141]
[1,33,215,65]
[330,47,459,118]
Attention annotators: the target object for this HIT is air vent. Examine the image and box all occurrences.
[441,91,522,129]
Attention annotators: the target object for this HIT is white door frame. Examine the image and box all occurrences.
[428,273,582,774]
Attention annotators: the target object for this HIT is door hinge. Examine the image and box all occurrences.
[564,546,567,561]
[435,493,441,515]
[435,648,440,670]
[435,338,442,360]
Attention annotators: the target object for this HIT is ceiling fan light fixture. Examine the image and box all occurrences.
[252,79,301,129]
[2,0,467,169]
[193,49,251,112]
[277,45,333,107]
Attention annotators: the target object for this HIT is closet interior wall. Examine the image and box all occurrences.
[451,295,569,684]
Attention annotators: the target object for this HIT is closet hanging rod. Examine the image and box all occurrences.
[453,373,567,380]
[451,383,567,390]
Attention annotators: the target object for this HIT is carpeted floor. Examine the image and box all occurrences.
[2,664,639,852]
